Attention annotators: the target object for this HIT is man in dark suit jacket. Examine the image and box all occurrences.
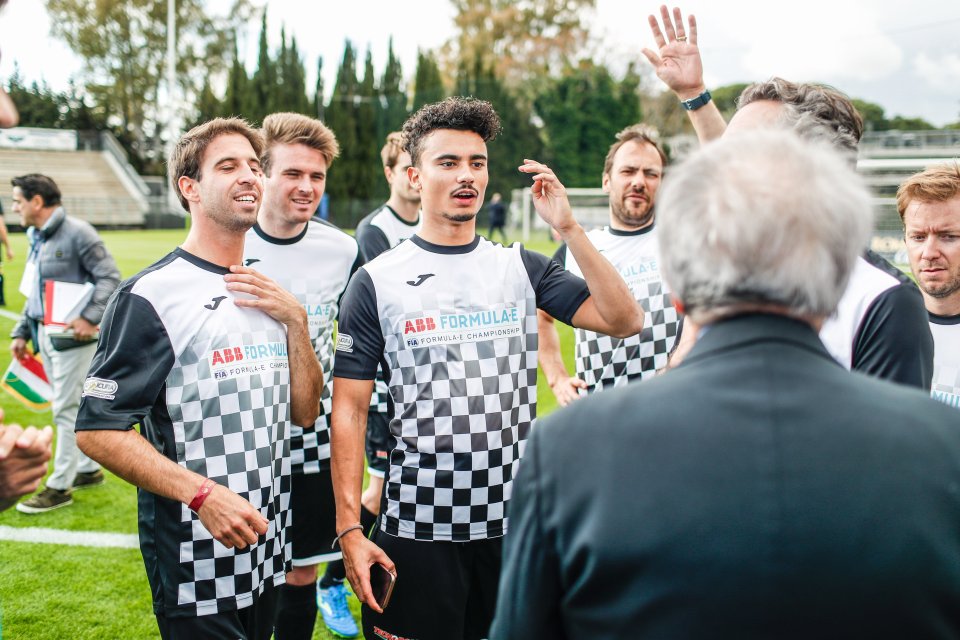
[490,130,960,639]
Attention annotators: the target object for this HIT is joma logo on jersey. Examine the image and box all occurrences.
[210,347,244,365]
[403,317,437,334]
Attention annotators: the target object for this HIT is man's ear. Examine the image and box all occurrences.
[601,173,610,194]
[177,176,201,205]
[408,165,422,191]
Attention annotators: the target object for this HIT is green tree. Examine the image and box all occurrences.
[379,38,409,142]
[537,61,640,187]
[353,48,381,202]
[249,11,277,123]
[222,37,251,119]
[851,98,887,132]
[887,115,935,130]
[412,50,446,111]
[324,41,361,219]
[445,0,596,95]
[46,0,239,166]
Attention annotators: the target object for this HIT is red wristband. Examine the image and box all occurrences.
[188,479,215,513]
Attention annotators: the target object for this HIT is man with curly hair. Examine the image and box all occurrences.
[330,97,644,639]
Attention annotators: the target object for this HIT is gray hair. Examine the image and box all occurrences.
[657,130,873,324]
[738,78,863,155]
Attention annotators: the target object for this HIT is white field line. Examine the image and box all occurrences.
[0,525,138,549]
[0,309,21,322]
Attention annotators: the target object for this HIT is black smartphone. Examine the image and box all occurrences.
[369,562,396,610]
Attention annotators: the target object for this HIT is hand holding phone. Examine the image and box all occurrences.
[369,562,397,610]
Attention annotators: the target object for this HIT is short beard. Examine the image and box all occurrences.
[610,198,654,230]
[923,279,960,299]
[441,211,476,223]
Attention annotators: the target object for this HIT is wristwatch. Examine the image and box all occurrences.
[680,90,712,111]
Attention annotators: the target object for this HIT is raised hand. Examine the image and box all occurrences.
[641,5,705,99]
[518,159,578,239]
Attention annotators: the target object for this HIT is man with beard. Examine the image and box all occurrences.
[352,132,422,565]
[642,5,932,388]
[898,163,960,409]
[538,124,680,405]
[75,118,321,639]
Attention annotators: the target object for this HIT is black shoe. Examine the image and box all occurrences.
[73,470,105,489]
[16,488,74,513]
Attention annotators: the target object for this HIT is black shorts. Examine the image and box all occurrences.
[156,583,277,640]
[364,412,392,478]
[361,530,502,640]
[289,469,340,566]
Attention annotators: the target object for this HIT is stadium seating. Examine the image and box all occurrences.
[0,147,147,226]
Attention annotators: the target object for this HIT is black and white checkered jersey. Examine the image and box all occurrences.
[244,221,361,474]
[334,235,590,542]
[76,248,292,618]
[819,250,933,389]
[355,204,423,415]
[554,225,680,392]
[929,312,960,409]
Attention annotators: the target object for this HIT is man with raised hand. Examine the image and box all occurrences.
[353,131,422,559]
[643,5,932,388]
[75,117,321,640]
[492,129,960,640]
[242,112,362,639]
[897,163,960,409]
[539,124,679,406]
[331,97,643,640]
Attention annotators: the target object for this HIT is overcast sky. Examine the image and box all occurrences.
[2,0,958,126]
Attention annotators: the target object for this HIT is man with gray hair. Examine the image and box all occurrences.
[491,130,960,639]
[642,5,932,388]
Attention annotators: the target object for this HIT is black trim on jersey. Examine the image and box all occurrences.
[337,251,366,312]
[252,221,309,245]
[333,268,387,381]
[173,247,230,275]
[852,281,933,389]
[410,234,481,255]
[552,243,566,266]
[862,249,916,286]
[607,224,655,237]
[385,205,420,227]
[520,246,591,326]
[356,207,391,261]
[930,311,960,326]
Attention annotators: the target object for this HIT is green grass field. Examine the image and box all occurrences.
[0,227,575,639]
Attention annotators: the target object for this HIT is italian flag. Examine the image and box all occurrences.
[1,353,52,412]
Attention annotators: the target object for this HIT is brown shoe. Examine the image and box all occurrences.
[73,470,105,489]
[16,487,74,514]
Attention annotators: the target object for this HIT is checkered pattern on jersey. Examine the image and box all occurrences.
[281,275,337,474]
[368,374,390,414]
[379,276,540,542]
[164,318,292,617]
[575,282,679,391]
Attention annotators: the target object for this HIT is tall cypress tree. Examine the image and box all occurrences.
[249,12,275,123]
[222,37,250,119]
[324,41,360,220]
[412,50,445,111]
[378,37,408,142]
[354,48,380,203]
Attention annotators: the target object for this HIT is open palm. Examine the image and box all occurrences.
[642,5,705,97]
